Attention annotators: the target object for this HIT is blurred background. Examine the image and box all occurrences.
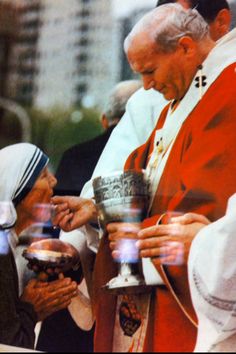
[0,0,235,170]
[0,0,157,170]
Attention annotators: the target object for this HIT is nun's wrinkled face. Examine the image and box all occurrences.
[19,167,57,220]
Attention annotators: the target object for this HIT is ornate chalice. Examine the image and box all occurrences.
[93,170,150,295]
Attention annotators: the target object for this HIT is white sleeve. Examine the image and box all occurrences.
[68,279,94,331]
[142,258,164,285]
[59,229,95,330]
[188,194,236,352]
[91,88,166,178]
[80,89,167,253]
[81,88,167,200]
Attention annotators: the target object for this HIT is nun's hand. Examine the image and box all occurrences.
[51,196,98,232]
[137,213,210,267]
[21,275,78,321]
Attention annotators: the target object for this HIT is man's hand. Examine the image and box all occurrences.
[21,275,78,321]
[51,196,98,232]
[107,222,141,261]
[137,213,210,266]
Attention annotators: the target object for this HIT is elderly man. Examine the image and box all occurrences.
[53,2,236,353]
[81,0,233,202]
[97,4,236,352]
[76,0,234,258]
[53,0,235,252]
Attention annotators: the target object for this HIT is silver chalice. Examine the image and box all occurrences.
[93,170,150,295]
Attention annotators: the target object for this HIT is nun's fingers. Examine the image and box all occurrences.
[38,272,49,282]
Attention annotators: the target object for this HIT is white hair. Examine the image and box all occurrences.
[124,3,210,53]
[104,80,142,124]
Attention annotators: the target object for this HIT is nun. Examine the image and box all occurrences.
[0,143,78,349]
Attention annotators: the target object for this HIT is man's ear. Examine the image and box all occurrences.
[101,114,109,130]
[210,9,231,41]
[178,36,196,57]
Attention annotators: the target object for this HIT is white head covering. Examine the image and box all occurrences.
[0,143,49,208]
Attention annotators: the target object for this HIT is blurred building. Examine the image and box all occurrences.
[0,0,19,99]
[7,0,42,106]
[33,0,80,109]
[119,6,154,82]
[81,0,121,110]
[6,0,121,111]
[3,0,235,111]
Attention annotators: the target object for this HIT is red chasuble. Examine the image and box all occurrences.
[93,63,236,352]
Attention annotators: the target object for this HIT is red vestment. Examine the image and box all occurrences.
[93,63,236,352]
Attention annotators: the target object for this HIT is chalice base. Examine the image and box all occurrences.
[103,274,152,295]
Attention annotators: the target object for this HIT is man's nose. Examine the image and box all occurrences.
[142,76,155,90]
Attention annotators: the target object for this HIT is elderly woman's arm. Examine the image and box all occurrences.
[0,252,78,349]
[0,253,37,349]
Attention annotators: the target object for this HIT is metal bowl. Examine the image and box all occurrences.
[23,239,80,274]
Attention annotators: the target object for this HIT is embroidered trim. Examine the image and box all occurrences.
[193,268,236,312]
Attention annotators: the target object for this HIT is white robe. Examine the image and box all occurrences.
[189,194,236,352]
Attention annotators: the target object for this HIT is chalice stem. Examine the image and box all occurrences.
[119,262,132,277]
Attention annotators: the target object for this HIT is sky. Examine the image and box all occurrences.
[112,0,157,18]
